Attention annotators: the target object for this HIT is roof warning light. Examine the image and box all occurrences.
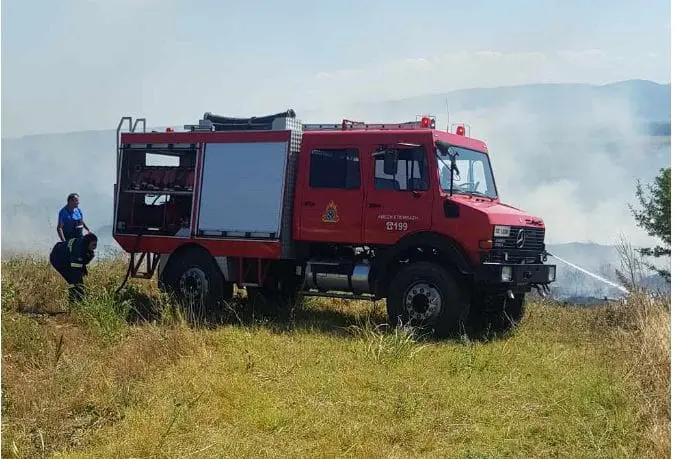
[419,116,436,129]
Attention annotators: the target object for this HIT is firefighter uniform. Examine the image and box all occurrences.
[49,237,95,302]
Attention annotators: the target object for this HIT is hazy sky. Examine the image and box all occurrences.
[1,0,670,137]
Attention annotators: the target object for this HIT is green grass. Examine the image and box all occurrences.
[1,257,669,458]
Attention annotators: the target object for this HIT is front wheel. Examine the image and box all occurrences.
[492,293,526,333]
[467,292,526,336]
[386,262,469,338]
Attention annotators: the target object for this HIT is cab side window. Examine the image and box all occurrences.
[373,146,429,191]
[309,148,361,189]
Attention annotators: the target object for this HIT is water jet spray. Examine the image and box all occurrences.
[546,252,629,295]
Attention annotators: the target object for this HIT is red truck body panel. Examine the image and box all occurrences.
[115,234,281,258]
[114,121,543,268]
[119,130,291,145]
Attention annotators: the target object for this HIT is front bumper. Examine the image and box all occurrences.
[475,262,556,285]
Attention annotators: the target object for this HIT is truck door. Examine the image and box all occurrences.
[364,143,434,244]
[297,144,364,243]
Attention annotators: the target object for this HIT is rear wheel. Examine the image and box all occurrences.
[386,261,469,338]
[160,247,228,322]
[246,286,297,321]
[246,262,299,321]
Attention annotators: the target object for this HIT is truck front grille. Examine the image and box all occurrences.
[486,226,546,264]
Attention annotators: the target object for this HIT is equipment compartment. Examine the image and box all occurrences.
[115,144,197,236]
[196,140,290,239]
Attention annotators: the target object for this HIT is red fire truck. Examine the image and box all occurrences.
[113,110,555,336]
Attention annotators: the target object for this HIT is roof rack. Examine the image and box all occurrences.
[303,116,436,131]
[184,109,297,132]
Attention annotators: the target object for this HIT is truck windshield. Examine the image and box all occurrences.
[436,141,498,198]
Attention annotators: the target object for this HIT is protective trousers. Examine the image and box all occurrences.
[50,240,86,303]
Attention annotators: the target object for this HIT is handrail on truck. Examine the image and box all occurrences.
[114,116,147,296]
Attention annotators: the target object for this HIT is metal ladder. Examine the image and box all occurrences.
[116,116,147,162]
[113,116,162,283]
[113,116,146,230]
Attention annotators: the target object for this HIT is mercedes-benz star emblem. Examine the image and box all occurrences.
[516,229,526,248]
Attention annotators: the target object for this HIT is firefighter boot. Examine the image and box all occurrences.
[68,284,85,303]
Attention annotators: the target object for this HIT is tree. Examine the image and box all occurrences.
[615,236,645,293]
[629,167,671,282]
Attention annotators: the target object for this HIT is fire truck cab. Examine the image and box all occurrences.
[113,110,555,337]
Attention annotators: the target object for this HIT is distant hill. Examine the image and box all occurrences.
[310,79,670,132]
[548,242,622,270]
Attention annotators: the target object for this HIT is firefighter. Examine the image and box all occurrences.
[49,232,98,303]
[57,193,90,241]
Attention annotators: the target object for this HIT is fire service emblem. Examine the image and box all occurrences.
[322,201,339,223]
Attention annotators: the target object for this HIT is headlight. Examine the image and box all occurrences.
[548,266,556,282]
[494,225,511,238]
[501,266,513,282]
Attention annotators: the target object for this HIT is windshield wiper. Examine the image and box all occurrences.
[453,189,494,199]
[436,150,457,195]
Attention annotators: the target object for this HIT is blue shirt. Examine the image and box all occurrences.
[59,206,84,239]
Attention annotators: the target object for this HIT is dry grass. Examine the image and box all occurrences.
[1,258,208,457]
[0,256,670,458]
[589,292,671,455]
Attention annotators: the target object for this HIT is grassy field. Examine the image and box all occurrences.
[1,256,670,458]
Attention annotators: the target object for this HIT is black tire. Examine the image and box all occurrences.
[386,261,469,338]
[467,292,526,337]
[494,293,525,333]
[246,285,297,321]
[247,262,299,321]
[159,247,226,322]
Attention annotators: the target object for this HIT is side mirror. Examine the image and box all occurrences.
[382,149,398,176]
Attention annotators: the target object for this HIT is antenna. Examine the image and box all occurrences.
[445,99,450,133]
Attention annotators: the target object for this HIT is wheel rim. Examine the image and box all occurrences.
[179,267,209,303]
[404,282,442,322]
